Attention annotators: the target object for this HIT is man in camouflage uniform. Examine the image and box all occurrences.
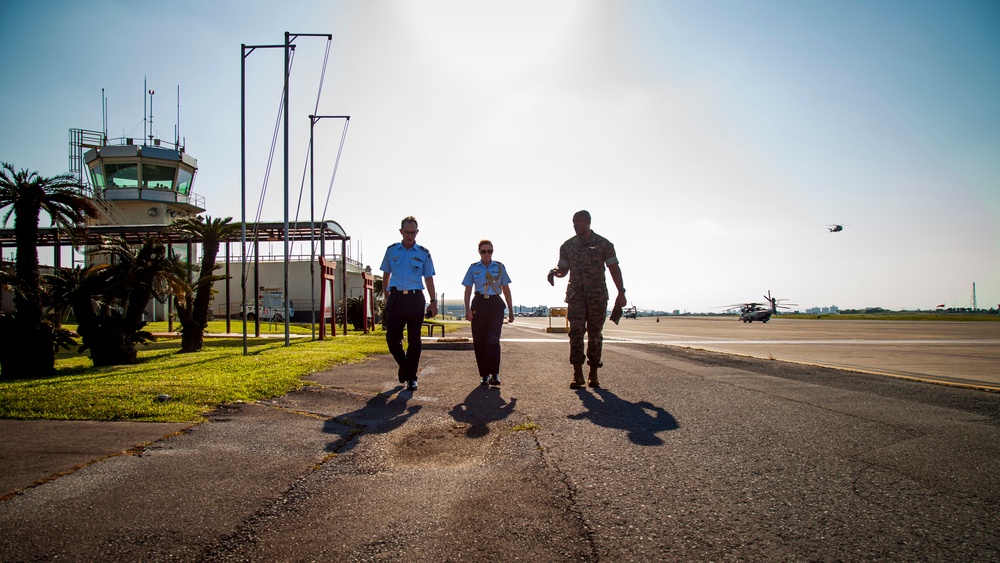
[548,210,627,389]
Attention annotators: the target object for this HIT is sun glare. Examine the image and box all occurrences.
[401,0,584,82]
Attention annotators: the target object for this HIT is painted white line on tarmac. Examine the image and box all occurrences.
[499,338,1000,345]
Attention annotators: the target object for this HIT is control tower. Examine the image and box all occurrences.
[70,128,206,226]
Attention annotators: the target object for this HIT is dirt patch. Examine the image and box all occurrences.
[390,422,495,469]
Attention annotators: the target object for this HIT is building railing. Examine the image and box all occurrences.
[105,135,186,152]
[215,298,353,320]
[101,186,205,209]
[227,252,363,268]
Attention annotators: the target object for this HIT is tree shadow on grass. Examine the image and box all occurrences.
[448,386,518,438]
[569,388,678,446]
[323,386,422,453]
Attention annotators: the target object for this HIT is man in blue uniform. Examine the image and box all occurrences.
[380,216,437,391]
[462,239,514,386]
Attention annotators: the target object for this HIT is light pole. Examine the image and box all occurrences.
[282,32,332,345]
[242,32,330,351]
[308,114,350,339]
[241,41,287,355]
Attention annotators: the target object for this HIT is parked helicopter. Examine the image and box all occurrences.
[610,305,641,321]
[719,291,797,323]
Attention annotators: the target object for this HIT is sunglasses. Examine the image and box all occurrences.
[480,249,493,254]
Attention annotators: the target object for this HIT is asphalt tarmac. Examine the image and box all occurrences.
[522,316,1000,390]
[1,318,998,561]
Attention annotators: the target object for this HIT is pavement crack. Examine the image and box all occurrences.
[199,468,322,562]
[524,416,601,562]
[255,399,366,455]
[200,409,365,560]
[0,426,198,504]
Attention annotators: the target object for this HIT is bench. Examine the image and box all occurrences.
[423,321,445,337]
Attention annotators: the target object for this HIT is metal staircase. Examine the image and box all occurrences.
[68,128,131,226]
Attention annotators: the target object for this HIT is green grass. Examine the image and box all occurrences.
[1,318,468,422]
[0,332,389,422]
[142,319,469,334]
[144,320,316,334]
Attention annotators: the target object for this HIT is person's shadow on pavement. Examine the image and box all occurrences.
[448,387,518,438]
[323,386,422,453]
[569,388,678,446]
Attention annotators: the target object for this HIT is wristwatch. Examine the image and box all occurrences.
[430,299,438,303]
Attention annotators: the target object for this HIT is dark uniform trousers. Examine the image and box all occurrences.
[385,290,425,381]
[470,293,505,377]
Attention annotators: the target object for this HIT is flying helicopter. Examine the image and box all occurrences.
[827,224,843,233]
[719,291,797,323]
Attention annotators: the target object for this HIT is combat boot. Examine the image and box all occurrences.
[570,364,585,389]
[588,368,600,388]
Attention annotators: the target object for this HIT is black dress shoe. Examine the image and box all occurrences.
[480,376,489,386]
[489,375,500,386]
[406,380,418,391]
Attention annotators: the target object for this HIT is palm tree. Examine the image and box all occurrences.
[65,237,187,366]
[169,216,240,353]
[44,264,107,355]
[46,265,99,333]
[0,163,97,378]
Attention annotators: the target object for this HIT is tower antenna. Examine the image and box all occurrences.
[101,88,107,139]
[176,85,180,148]
[148,88,155,143]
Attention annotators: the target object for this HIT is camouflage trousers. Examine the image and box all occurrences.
[567,292,608,367]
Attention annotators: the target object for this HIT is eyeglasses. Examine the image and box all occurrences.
[480,249,493,254]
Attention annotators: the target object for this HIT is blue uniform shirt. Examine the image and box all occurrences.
[462,261,511,295]
[381,242,435,290]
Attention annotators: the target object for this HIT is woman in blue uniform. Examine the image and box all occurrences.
[462,240,514,386]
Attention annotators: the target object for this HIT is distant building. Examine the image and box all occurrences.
[209,254,370,323]
[77,130,373,323]
[1,126,375,325]
[805,306,839,315]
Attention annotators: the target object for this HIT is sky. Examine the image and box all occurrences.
[1,0,998,313]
